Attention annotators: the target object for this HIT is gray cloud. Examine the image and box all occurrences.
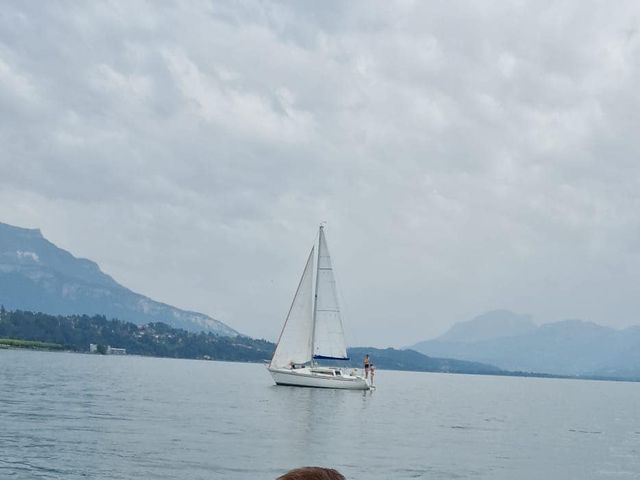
[1,1,640,346]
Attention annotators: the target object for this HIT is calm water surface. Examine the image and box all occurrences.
[1,349,639,479]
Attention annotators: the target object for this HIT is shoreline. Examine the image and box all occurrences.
[3,342,639,384]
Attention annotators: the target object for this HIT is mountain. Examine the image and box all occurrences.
[0,222,238,336]
[412,310,640,379]
[0,306,505,375]
[437,309,536,343]
[345,347,503,375]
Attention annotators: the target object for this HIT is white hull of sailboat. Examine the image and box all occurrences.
[268,366,370,390]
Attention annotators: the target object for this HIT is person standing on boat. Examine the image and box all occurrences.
[363,354,371,379]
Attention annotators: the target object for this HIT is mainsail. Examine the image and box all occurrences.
[270,247,315,368]
[312,227,349,360]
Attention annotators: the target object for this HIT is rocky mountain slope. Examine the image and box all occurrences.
[0,222,237,336]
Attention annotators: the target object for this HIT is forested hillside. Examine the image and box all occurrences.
[0,308,272,361]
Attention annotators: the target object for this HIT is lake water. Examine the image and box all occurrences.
[1,349,639,479]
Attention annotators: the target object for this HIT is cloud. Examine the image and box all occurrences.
[162,47,315,144]
[1,1,640,346]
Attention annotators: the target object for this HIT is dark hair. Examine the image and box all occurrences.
[277,467,346,480]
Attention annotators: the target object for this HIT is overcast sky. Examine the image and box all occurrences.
[1,1,640,346]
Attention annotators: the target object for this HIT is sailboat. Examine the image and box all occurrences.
[267,226,370,390]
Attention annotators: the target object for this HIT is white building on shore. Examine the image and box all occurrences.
[89,344,126,355]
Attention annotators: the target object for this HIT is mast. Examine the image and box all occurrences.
[311,225,323,366]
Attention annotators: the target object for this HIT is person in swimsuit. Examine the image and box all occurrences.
[363,354,370,379]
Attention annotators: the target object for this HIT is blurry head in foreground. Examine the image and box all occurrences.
[277,466,346,480]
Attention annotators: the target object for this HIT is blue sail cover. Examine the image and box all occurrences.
[313,354,350,360]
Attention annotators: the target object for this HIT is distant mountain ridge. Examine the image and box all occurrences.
[0,222,238,336]
[438,309,536,343]
[412,310,640,379]
[0,307,507,376]
[345,347,503,375]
